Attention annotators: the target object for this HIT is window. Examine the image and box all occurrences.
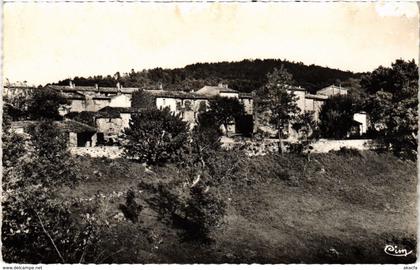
[198,101,207,112]
[176,101,182,111]
[184,100,192,111]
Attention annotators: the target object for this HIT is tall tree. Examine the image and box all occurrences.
[131,89,155,109]
[318,95,358,139]
[207,96,245,134]
[122,107,189,165]
[361,59,418,159]
[257,67,301,153]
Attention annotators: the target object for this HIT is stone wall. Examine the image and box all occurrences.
[222,137,372,156]
[310,139,371,153]
[69,146,123,159]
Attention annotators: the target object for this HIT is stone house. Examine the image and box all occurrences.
[3,85,36,100]
[46,83,136,114]
[145,84,254,135]
[10,119,97,147]
[94,106,143,143]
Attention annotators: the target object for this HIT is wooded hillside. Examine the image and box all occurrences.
[56,59,361,93]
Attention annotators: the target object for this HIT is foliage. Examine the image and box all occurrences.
[65,111,96,127]
[140,178,226,242]
[261,67,300,135]
[191,112,223,153]
[119,189,143,223]
[256,67,301,152]
[27,88,68,120]
[2,120,99,263]
[136,114,229,242]
[3,95,30,120]
[360,59,418,97]
[131,89,156,109]
[56,59,358,93]
[361,59,418,160]
[206,96,245,133]
[318,95,359,139]
[122,107,189,165]
[291,112,319,153]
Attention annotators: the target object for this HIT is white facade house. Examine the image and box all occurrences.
[109,94,131,108]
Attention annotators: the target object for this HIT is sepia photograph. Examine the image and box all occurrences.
[1,1,418,266]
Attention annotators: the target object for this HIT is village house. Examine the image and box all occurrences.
[10,119,98,147]
[46,82,136,114]
[94,106,144,144]
[3,84,37,101]
[32,81,368,148]
[145,83,255,135]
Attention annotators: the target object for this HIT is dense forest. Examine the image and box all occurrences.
[56,59,362,93]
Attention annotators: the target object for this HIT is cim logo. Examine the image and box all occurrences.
[384,244,413,257]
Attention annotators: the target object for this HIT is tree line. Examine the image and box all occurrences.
[55,58,360,93]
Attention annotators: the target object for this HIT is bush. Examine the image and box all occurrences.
[27,87,68,120]
[2,120,99,263]
[65,111,96,127]
[330,147,362,157]
[319,95,359,139]
[122,107,189,165]
[139,177,226,242]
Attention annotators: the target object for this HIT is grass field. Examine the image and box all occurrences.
[61,150,417,263]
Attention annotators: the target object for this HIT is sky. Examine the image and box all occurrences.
[3,2,419,86]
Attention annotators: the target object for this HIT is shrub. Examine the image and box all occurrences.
[122,107,189,165]
[2,120,99,263]
[65,111,96,127]
[27,87,68,120]
[330,147,362,157]
[318,95,359,139]
[119,190,143,223]
[139,177,226,242]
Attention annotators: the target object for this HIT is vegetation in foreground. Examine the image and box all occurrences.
[3,142,417,263]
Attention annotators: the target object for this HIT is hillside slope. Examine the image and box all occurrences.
[63,151,416,263]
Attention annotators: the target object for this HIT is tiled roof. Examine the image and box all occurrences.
[96,106,145,118]
[305,94,329,100]
[316,85,349,95]
[46,85,138,94]
[195,86,239,96]
[11,119,97,133]
[145,90,208,99]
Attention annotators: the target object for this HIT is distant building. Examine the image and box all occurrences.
[316,85,368,136]
[145,84,254,135]
[46,82,136,114]
[3,85,37,100]
[316,84,349,97]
